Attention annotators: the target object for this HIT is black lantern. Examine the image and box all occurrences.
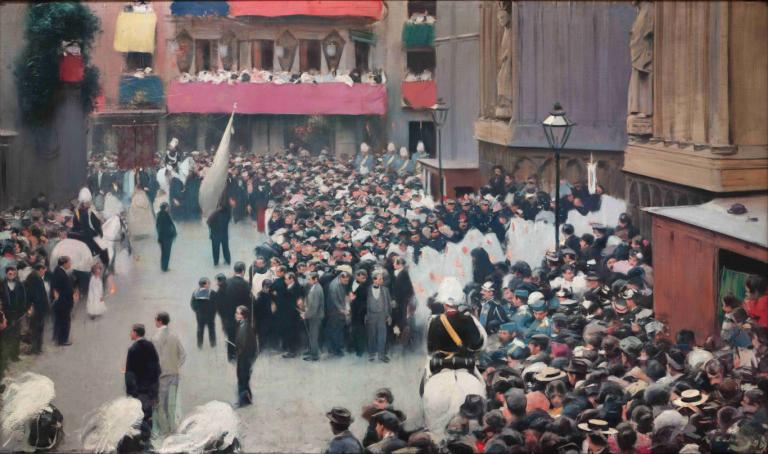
[431,98,450,200]
[541,102,575,250]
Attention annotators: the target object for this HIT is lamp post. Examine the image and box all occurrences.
[431,98,449,200]
[541,102,575,250]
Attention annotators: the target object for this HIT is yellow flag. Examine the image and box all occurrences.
[114,12,157,54]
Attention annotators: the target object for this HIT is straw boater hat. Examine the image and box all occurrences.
[673,389,708,408]
[577,419,618,435]
[534,366,567,383]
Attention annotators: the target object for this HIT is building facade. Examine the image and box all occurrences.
[86,1,480,171]
[623,1,768,234]
[474,1,635,197]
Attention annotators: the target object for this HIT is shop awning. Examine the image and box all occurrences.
[114,11,157,53]
[401,80,436,109]
[167,81,387,115]
[228,1,382,19]
[171,1,229,16]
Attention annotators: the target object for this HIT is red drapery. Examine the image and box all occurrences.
[401,81,437,110]
[228,1,382,19]
[167,81,387,115]
[59,54,84,83]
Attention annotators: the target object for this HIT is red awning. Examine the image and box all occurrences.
[167,81,387,115]
[228,1,382,19]
[401,80,436,109]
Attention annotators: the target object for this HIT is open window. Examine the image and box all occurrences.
[409,121,436,158]
[251,40,275,70]
[406,49,435,74]
[408,0,437,17]
[195,39,218,72]
[174,30,193,73]
[299,39,322,72]
[354,41,370,71]
[125,52,153,72]
[219,31,237,71]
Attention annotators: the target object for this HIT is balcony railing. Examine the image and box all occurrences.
[167,81,387,115]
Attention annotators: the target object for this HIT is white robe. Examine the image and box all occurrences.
[128,189,156,239]
[86,275,106,317]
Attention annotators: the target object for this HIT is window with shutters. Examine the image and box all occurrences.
[354,41,370,71]
[251,40,275,70]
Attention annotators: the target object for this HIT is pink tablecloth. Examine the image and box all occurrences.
[228,1,382,19]
[167,81,387,115]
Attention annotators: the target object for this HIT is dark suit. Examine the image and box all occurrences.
[24,273,49,354]
[72,207,108,266]
[50,267,74,345]
[1,279,28,362]
[222,275,251,361]
[207,206,231,265]
[125,337,161,439]
[155,209,177,271]
[235,319,257,405]
[390,270,414,338]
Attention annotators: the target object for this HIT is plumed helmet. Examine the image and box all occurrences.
[437,277,465,307]
[169,137,179,149]
[78,187,92,204]
[387,142,396,152]
[399,147,409,158]
[360,142,370,153]
[417,140,425,152]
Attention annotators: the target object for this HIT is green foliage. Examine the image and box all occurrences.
[14,2,101,126]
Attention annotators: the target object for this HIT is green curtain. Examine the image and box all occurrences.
[402,23,434,48]
[718,267,748,324]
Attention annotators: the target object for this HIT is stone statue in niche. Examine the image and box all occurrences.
[627,1,654,137]
[495,1,513,119]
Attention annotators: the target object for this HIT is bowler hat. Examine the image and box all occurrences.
[326,407,354,426]
[372,410,401,431]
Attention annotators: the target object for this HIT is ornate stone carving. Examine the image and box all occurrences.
[494,1,513,119]
[627,1,654,137]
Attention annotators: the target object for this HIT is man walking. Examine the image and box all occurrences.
[124,323,161,442]
[234,305,257,407]
[151,312,186,436]
[156,202,177,272]
[325,270,351,357]
[366,269,392,363]
[24,263,49,354]
[51,257,76,346]
[207,203,231,266]
[223,263,251,362]
[190,277,216,349]
[302,272,324,361]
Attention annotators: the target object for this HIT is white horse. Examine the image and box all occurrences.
[51,215,129,275]
[421,368,486,440]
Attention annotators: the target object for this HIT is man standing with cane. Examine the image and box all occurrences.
[301,272,324,361]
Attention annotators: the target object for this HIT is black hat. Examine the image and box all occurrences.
[326,407,354,426]
[727,203,747,215]
[458,394,485,420]
[563,358,591,375]
[372,410,401,431]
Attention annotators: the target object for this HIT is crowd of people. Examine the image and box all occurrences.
[2,136,768,454]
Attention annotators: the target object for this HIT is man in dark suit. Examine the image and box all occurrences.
[155,202,177,272]
[390,258,414,347]
[51,257,76,346]
[366,270,392,363]
[24,263,49,354]
[234,305,257,407]
[124,323,161,441]
[207,204,231,266]
[223,262,252,362]
[1,265,28,362]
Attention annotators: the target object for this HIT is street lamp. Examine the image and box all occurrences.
[431,98,449,200]
[541,102,575,250]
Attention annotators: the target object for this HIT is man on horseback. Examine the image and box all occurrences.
[426,277,487,376]
[71,188,109,268]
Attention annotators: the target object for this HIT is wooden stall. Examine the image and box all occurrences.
[644,196,768,340]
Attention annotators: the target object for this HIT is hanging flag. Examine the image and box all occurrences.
[114,11,157,54]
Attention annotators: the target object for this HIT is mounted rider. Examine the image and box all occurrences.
[426,277,486,376]
[71,187,109,267]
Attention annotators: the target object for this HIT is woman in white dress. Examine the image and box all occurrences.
[127,168,156,240]
[86,262,107,319]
